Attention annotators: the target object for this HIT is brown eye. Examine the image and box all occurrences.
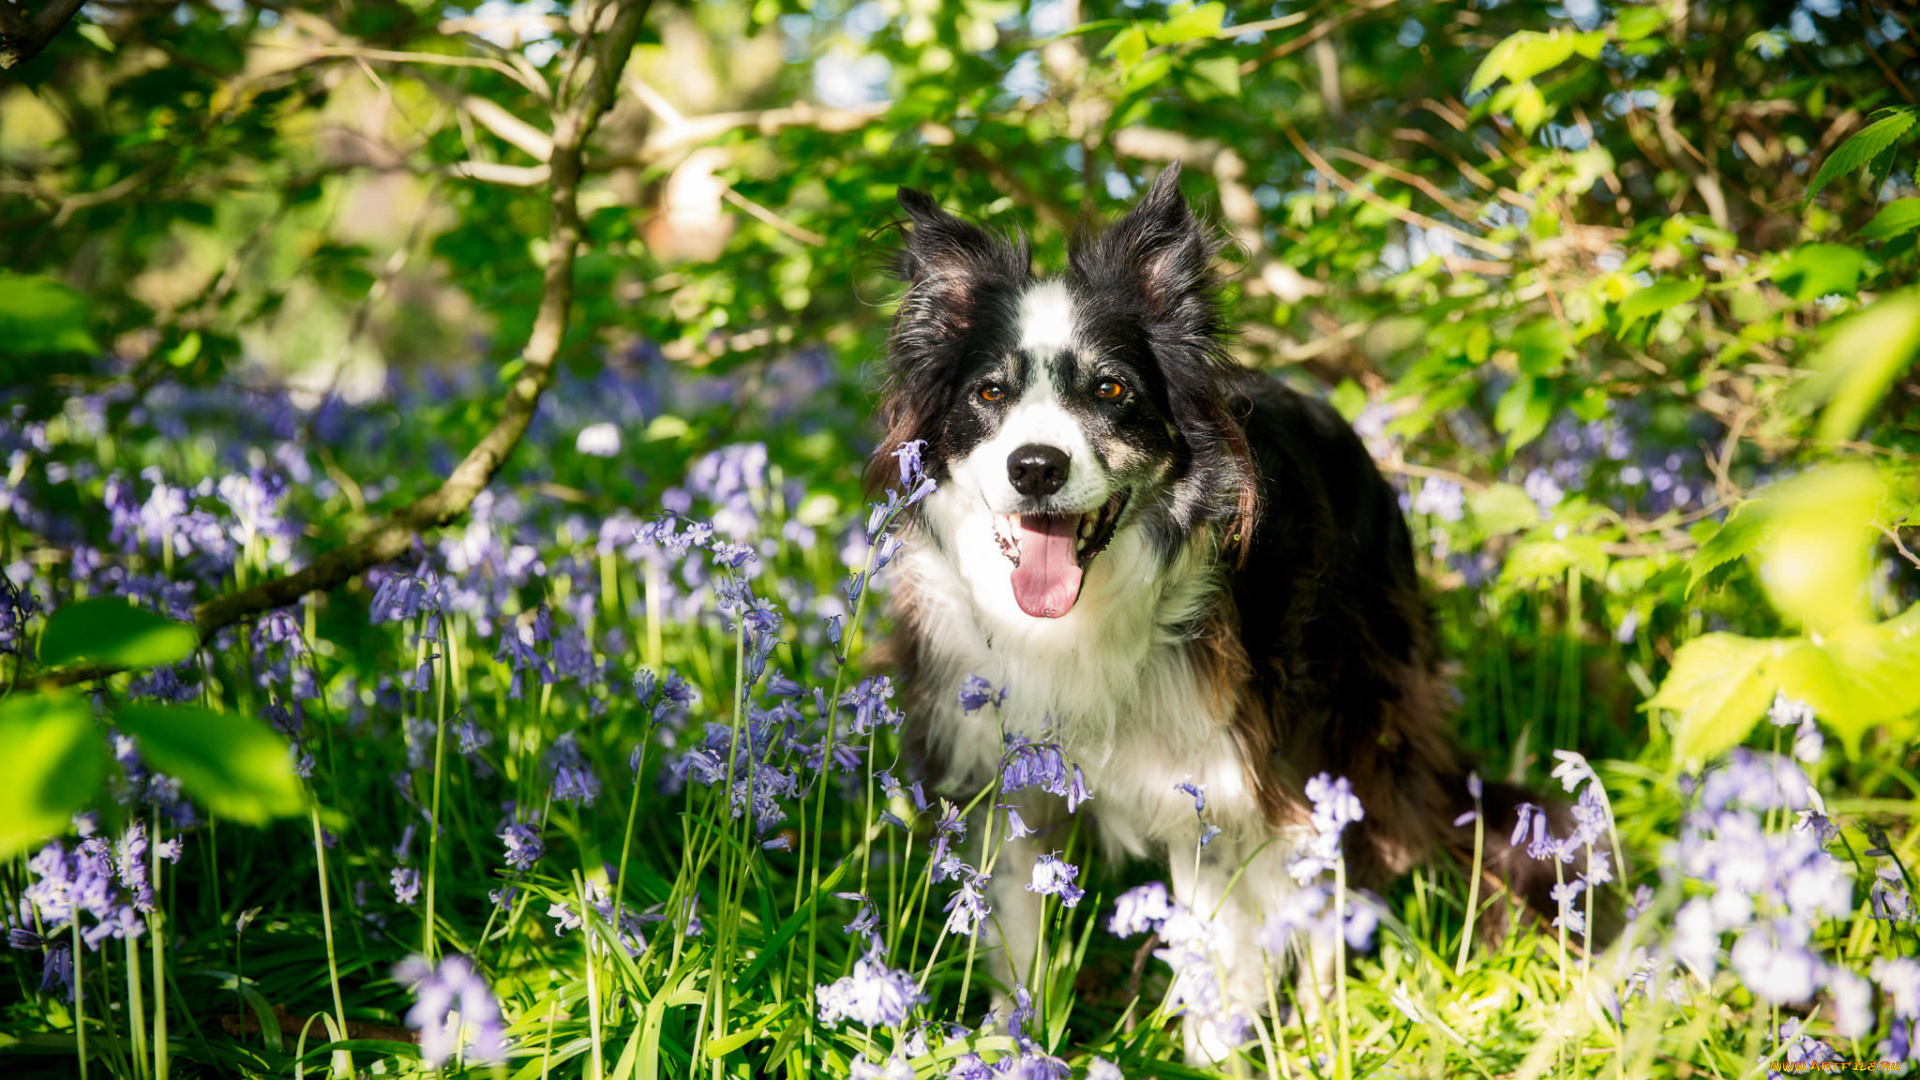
[1096,379,1125,400]
[979,384,1005,403]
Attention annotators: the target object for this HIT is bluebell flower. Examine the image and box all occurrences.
[500,823,543,871]
[1306,773,1364,836]
[0,572,38,656]
[632,669,659,701]
[1109,882,1172,937]
[941,866,992,937]
[840,675,903,735]
[1003,740,1071,798]
[1067,765,1093,813]
[1003,805,1034,840]
[391,867,421,906]
[957,673,996,713]
[393,953,508,1068]
[816,942,927,1028]
[824,614,844,649]
[765,670,805,698]
[890,439,928,488]
[546,733,602,806]
[1026,853,1084,908]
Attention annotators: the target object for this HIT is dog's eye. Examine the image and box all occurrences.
[1095,379,1125,400]
[979,384,1006,403]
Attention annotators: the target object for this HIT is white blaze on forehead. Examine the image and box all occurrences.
[1017,280,1077,354]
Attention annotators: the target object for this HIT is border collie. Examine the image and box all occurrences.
[870,163,1555,1061]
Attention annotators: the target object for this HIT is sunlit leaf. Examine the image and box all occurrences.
[1772,243,1865,302]
[1686,499,1771,597]
[1649,633,1779,766]
[1858,198,1920,242]
[0,693,112,861]
[115,704,305,824]
[1467,483,1542,536]
[1147,2,1225,45]
[1791,288,1920,441]
[1755,464,1884,633]
[38,598,198,671]
[1807,106,1917,202]
[1616,277,1703,331]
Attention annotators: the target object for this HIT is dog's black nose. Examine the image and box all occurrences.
[1007,444,1070,497]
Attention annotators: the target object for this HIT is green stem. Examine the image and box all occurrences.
[72,914,88,1080]
[126,933,148,1080]
[424,634,449,961]
[150,807,167,1080]
[1456,792,1485,976]
[311,806,351,1078]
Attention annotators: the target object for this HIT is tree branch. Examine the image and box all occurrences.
[0,0,86,69]
[23,1,654,690]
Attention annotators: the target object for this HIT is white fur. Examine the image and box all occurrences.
[1017,279,1076,353]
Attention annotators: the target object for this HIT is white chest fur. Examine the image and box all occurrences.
[896,490,1271,859]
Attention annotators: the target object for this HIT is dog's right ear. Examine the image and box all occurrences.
[891,187,1030,334]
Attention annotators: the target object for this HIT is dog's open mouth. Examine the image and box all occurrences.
[990,491,1128,619]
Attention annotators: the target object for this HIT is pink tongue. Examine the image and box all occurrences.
[1010,516,1084,618]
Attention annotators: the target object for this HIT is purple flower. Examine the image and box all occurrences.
[1109,882,1171,938]
[1026,853,1084,908]
[393,953,507,1068]
[1305,773,1364,837]
[957,673,996,713]
[1003,740,1071,798]
[890,439,928,488]
[499,823,544,871]
[941,865,991,937]
[391,867,421,906]
[816,944,927,1028]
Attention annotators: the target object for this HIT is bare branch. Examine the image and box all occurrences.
[0,0,85,69]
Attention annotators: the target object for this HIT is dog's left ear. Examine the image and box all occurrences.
[1069,161,1222,327]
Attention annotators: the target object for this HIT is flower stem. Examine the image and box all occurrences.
[150,807,167,1080]
[125,934,148,1080]
[1456,794,1485,976]
[71,914,88,1080]
[310,806,351,1079]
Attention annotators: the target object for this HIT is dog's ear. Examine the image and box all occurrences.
[1070,161,1222,326]
[891,188,1030,334]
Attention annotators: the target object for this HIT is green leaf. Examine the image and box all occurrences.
[1472,31,1581,92]
[0,274,100,359]
[38,598,198,671]
[1647,633,1780,766]
[1511,318,1570,376]
[1772,243,1866,303]
[1615,8,1666,41]
[1467,482,1542,536]
[1775,623,1920,757]
[115,704,305,823]
[1686,500,1771,596]
[0,693,112,860]
[1791,289,1920,442]
[1147,2,1225,45]
[1501,536,1608,586]
[1616,277,1703,331]
[1859,198,1920,242]
[1493,375,1553,452]
[1188,55,1241,99]
[1807,107,1918,202]
[1755,464,1884,633]
[1106,24,1147,66]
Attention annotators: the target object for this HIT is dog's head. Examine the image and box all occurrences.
[871,163,1258,622]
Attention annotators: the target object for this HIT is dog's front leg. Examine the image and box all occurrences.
[976,792,1068,1014]
[1167,829,1305,1068]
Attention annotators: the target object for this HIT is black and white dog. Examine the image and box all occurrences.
[871,163,1553,1059]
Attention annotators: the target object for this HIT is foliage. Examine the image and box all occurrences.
[1,0,1918,1078]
